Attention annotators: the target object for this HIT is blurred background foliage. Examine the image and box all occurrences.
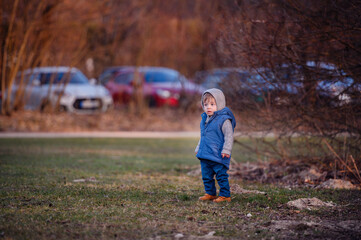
[0,0,225,81]
[1,0,360,88]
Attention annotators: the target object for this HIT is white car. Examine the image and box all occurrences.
[11,66,113,113]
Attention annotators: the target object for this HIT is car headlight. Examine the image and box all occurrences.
[156,89,171,98]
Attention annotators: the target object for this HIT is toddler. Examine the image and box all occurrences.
[195,88,236,203]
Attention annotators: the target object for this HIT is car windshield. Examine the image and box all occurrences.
[40,71,89,85]
[115,72,134,84]
[143,70,179,83]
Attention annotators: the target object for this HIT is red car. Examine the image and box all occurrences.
[100,66,204,107]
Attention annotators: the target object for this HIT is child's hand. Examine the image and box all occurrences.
[222,153,230,158]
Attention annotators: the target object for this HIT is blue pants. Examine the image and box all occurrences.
[200,159,230,197]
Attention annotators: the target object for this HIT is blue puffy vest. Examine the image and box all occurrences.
[196,107,236,169]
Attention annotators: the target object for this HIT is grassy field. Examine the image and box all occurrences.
[1,138,360,239]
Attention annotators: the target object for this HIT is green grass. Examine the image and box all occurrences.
[0,138,360,239]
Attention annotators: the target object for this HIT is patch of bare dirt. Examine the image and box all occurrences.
[286,198,336,210]
[230,183,267,195]
[266,219,361,240]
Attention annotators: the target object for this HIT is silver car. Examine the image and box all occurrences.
[11,67,113,113]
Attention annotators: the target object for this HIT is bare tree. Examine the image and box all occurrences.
[216,0,361,182]
[0,0,100,115]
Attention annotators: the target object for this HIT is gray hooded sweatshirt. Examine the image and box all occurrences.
[195,88,234,155]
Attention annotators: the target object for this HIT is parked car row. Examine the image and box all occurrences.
[193,68,275,104]
[5,65,204,114]
[194,62,360,108]
[5,62,358,114]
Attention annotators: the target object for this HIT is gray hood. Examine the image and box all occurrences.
[201,88,226,111]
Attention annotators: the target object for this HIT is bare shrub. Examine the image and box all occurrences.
[216,0,361,182]
[0,0,92,115]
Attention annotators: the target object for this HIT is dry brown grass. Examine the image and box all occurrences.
[0,108,204,132]
[0,107,252,133]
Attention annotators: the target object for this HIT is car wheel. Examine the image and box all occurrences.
[147,96,157,107]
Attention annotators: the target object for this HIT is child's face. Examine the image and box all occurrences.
[203,97,217,116]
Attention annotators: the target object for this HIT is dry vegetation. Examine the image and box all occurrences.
[1,2,360,239]
[0,109,201,132]
[1,1,360,185]
[1,0,225,115]
[218,0,361,185]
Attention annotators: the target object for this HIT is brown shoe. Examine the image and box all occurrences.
[213,196,231,203]
[199,194,217,201]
